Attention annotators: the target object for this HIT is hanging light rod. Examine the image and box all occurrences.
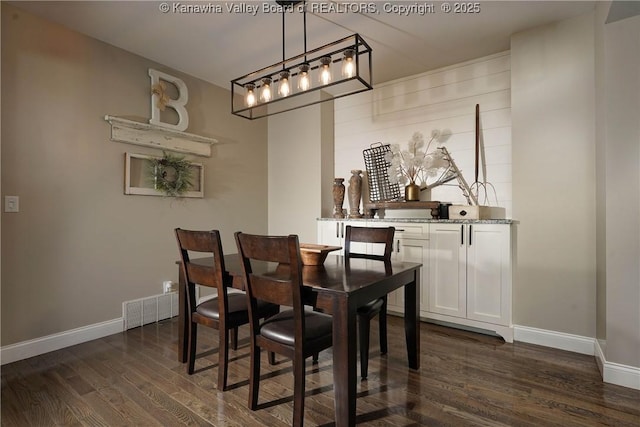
[231,0,373,120]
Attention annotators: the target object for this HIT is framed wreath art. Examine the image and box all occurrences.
[148,151,193,196]
[124,152,204,198]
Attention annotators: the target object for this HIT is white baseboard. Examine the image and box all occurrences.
[3,318,638,390]
[516,325,639,390]
[595,339,640,390]
[0,318,123,365]
[514,324,595,355]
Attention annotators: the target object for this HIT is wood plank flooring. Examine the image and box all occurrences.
[2,316,639,426]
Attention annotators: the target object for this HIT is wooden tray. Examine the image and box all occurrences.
[299,243,341,266]
[363,200,441,219]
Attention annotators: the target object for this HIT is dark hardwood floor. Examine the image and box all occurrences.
[2,316,639,426]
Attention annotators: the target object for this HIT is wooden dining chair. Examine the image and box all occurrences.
[235,232,333,427]
[175,228,279,391]
[344,225,395,380]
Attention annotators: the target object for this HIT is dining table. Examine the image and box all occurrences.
[176,253,422,427]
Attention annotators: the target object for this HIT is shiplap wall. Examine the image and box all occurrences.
[334,51,512,218]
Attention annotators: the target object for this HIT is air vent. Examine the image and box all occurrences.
[122,292,179,330]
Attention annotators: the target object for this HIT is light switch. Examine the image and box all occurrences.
[5,196,19,213]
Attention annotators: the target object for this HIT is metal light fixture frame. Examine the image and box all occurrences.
[231,6,372,120]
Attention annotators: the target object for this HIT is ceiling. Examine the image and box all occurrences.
[11,1,596,89]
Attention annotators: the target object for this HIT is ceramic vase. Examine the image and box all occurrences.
[348,170,363,218]
[333,178,346,218]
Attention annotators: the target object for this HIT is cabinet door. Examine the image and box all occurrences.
[428,224,466,318]
[466,224,511,325]
[316,220,366,254]
[318,220,342,247]
[387,238,429,315]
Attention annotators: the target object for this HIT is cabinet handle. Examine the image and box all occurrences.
[336,222,340,239]
[460,225,464,245]
[396,239,400,253]
[341,222,345,239]
[396,229,405,232]
[469,224,473,246]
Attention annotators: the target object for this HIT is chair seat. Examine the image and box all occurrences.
[260,309,332,346]
[357,298,384,316]
[196,293,276,320]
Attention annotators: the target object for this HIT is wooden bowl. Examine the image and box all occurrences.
[299,243,341,266]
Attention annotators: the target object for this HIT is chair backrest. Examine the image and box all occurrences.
[344,226,395,261]
[175,228,228,314]
[234,232,305,336]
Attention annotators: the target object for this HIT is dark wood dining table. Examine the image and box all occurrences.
[177,254,422,427]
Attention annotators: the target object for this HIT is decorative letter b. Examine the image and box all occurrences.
[148,69,189,132]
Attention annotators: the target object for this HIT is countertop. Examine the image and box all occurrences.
[317,217,518,224]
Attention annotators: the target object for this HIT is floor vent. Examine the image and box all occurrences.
[123,292,179,330]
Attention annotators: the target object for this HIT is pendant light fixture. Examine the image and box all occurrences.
[318,56,332,85]
[260,77,272,102]
[342,49,356,78]
[298,63,311,91]
[231,0,372,120]
[278,71,291,97]
[245,83,256,107]
[276,10,291,98]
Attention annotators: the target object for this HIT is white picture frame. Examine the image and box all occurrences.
[124,152,204,198]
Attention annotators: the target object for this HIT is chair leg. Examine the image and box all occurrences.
[292,356,306,427]
[218,328,229,391]
[230,327,239,351]
[248,345,261,410]
[268,351,276,365]
[311,308,321,363]
[379,297,388,355]
[358,314,371,380]
[187,321,197,375]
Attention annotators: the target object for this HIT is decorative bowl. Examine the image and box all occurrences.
[299,243,341,266]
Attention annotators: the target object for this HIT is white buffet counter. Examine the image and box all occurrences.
[317,218,517,342]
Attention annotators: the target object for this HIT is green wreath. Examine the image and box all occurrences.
[148,151,193,197]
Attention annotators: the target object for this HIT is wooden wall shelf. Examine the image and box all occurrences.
[364,201,441,219]
[104,115,218,157]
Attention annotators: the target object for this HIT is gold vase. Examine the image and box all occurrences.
[404,182,420,201]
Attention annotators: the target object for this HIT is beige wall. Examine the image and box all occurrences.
[1,4,268,345]
[267,93,334,242]
[511,13,597,337]
[594,0,608,348]
[601,13,640,368]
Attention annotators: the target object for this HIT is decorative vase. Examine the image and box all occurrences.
[347,170,363,218]
[404,182,420,201]
[333,178,346,218]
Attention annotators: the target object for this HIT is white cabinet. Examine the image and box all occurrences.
[318,220,430,315]
[317,219,514,342]
[428,223,513,342]
[428,224,466,318]
[390,237,430,314]
[317,220,363,254]
[371,222,430,315]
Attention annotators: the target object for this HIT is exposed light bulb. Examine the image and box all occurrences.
[319,56,332,85]
[342,49,355,78]
[278,71,291,97]
[260,78,272,102]
[245,83,256,107]
[298,63,311,91]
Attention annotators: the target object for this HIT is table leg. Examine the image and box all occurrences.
[178,264,188,363]
[404,269,420,369]
[332,295,357,427]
